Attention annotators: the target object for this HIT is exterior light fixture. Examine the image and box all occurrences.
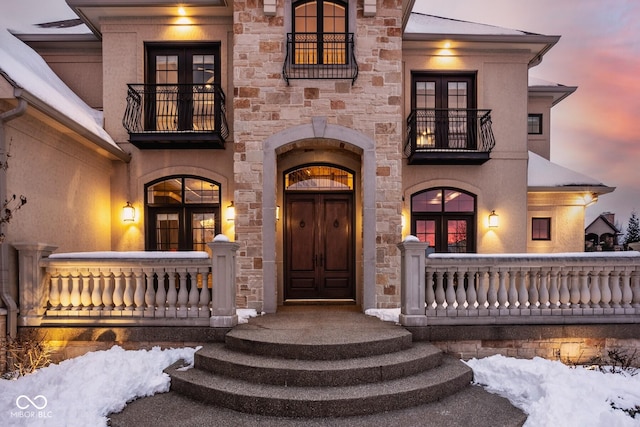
[276,205,280,221]
[488,210,499,228]
[226,201,235,221]
[584,193,597,207]
[177,6,187,16]
[123,201,135,222]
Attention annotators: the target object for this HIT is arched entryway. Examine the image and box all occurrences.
[262,118,375,312]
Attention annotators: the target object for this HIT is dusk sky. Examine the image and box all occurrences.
[414,0,640,231]
[3,0,639,232]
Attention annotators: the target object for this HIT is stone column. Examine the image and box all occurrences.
[397,237,429,326]
[14,242,58,327]
[208,236,240,328]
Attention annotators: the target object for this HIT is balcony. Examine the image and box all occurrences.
[283,32,358,85]
[123,83,229,149]
[405,109,495,165]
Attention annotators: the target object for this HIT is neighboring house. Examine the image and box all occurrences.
[585,213,623,251]
[0,0,618,349]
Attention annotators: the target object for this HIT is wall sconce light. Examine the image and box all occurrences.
[488,210,499,228]
[276,205,280,221]
[123,201,135,222]
[226,201,235,222]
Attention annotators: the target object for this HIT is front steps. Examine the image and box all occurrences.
[167,311,476,418]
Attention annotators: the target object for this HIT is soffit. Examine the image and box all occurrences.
[66,0,233,37]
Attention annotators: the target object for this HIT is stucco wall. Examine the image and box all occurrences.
[401,49,531,253]
[98,17,236,250]
[527,192,587,253]
[527,95,552,159]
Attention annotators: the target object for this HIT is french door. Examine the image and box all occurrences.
[285,193,354,299]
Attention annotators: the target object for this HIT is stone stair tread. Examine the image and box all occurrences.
[195,342,443,386]
[169,356,473,417]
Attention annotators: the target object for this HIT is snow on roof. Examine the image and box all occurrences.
[0,27,119,150]
[528,151,605,188]
[405,12,534,36]
[1,0,90,35]
[529,76,564,87]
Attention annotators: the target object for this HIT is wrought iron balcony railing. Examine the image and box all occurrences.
[283,32,358,85]
[123,83,229,149]
[405,108,495,165]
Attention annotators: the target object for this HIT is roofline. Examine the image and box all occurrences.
[402,0,417,31]
[528,185,616,195]
[12,87,130,162]
[403,33,560,67]
[585,215,622,234]
[13,33,98,43]
[528,85,578,106]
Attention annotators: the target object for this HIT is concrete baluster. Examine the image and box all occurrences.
[569,270,581,307]
[589,270,601,308]
[90,270,102,310]
[497,270,507,309]
[144,269,156,314]
[133,269,146,312]
[166,271,178,316]
[112,273,124,310]
[434,271,445,309]
[487,270,497,309]
[558,270,570,308]
[188,270,201,317]
[548,269,559,309]
[476,269,487,309]
[122,271,135,310]
[507,270,518,309]
[456,271,467,310]
[445,270,456,310]
[466,270,477,310]
[59,273,71,310]
[579,270,591,308]
[517,269,528,308]
[632,270,640,308]
[608,269,621,308]
[102,272,114,310]
[48,271,61,310]
[155,273,167,317]
[621,269,633,308]
[199,269,211,318]
[177,268,189,316]
[425,267,435,309]
[80,272,92,309]
[70,274,81,310]
[528,270,539,309]
[538,269,549,309]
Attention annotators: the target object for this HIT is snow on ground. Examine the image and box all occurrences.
[2,308,639,427]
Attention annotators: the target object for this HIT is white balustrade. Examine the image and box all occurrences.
[398,239,640,326]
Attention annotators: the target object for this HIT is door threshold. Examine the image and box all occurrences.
[283,299,357,306]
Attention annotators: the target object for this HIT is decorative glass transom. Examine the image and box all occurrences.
[285,165,353,191]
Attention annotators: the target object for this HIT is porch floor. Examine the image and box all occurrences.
[108,306,526,426]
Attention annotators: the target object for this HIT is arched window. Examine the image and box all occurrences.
[145,176,221,254]
[292,0,348,65]
[411,188,476,253]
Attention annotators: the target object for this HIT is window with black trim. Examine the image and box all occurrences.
[528,114,543,135]
[292,0,347,65]
[411,188,476,253]
[532,217,551,240]
[145,176,221,254]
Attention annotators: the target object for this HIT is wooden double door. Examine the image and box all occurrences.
[285,193,354,300]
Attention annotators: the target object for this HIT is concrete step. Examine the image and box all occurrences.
[224,317,414,360]
[194,341,444,387]
[168,355,473,418]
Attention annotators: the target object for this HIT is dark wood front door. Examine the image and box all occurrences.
[285,193,354,300]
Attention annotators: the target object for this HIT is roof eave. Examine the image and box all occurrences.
[528,185,616,195]
[13,88,130,162]
[529,85,578,106]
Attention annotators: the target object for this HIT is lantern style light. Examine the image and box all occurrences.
[488,210,499,228]
[123,201,135,222]
[226,201,235,222]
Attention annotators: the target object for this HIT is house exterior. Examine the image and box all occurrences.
[585,213,623,251]
[2,1,628,364]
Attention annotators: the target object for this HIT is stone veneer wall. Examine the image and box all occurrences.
[232,0,404,310]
